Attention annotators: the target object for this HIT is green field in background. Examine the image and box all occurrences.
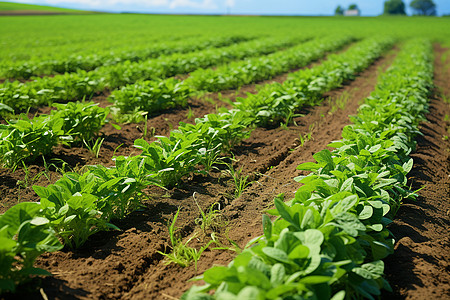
[0,14,448,62]
[0,1,86,12]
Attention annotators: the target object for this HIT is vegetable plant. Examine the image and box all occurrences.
[0,202,63,294]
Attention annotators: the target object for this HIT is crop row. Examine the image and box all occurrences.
[109,36,392,125]
[0,36,305,115]
[235,36,395,126]
[184,36,354,92]
[0,35,253,80]
[109,35,354,121]
[182,38,433,300]
[0,36,396,294]
[0,102,110,169]
[0,37,387,172]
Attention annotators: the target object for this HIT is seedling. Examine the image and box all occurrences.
[186,106,195,120]
[329,91,350,114]
[192,192,225,234]
[223,161,253,199]
[159,208,212,270]
[83,137,104,158]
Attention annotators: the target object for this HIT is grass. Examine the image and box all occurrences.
[0,1,89,13]
[158,208,213,270]
[192,192,226,234]
[83,137,105,158]
[328,91,351,114]
[223,161,253,199]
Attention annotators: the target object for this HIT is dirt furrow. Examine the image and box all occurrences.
[382,44,450,300]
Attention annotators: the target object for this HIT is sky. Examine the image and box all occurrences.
[4,0,450,16]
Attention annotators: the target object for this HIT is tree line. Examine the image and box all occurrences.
[335,0,437,16]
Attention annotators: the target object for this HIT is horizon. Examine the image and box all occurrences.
[2,0,450,16]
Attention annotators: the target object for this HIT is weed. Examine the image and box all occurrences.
[186,106,195,120]
[159,208,212,270]
[328,91,350,114]
[136,114,149,138]
[223,160,252,199]
[298,123,316,147]
[192,192,225,234]
[83,137,104,158]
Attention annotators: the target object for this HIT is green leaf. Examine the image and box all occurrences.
[274,198,299,231]
[340,178,354,192]
[299,276,332,284]
[359,206,373,220]
[313,149,334,167]
[297,162,320,171]
[0,202,41,237]
[111,123,122,130]
[30,217,50,226]
[262,247,291,264]
[236,286,264,300]
[331,290,346,300]
[270,263,285,286]
[287,244,309,260]
[203,266,234,284]
[262,214,272,240]
[402,158,413,173]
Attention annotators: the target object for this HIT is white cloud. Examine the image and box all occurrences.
[225,0,235,7]
[21,0,222,9]
[44,0,169,8]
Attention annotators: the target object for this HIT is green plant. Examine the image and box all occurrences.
[134,136,199,188]
[109,78,191,123]
[224,161,253,199]
[192,193,225,234]
[158,208,212,270]
[51,101,109,142]
[182,38,433,300]
[88,154,161,220]
[185,35,350,93]
[329,90,350,114]
[83,137,104,158]
[186,106,195,120]
[0,202,63,293]
[0,114,64,169]
[235,36,394,127]
[33,173,119,249]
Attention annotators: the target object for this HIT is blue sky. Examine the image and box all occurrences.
[4,0,450,16]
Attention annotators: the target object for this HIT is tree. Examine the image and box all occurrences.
[410,0,437,16]
[348,4,359,11]
[384,0,406,15]
[335,5,344,16]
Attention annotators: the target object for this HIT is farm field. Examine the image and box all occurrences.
[0,13,449,300]
[0,2,90,16]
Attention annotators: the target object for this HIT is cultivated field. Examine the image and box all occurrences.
[0,14,449,300]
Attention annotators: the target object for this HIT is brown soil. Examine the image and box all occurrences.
[382,45,450,299]
[1,44,447,300]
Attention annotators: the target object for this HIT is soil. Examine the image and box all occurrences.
[0,45,448,300]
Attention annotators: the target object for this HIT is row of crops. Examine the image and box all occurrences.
[0,15,443,298]
[183,38,433,299]
[0,34,309,114]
